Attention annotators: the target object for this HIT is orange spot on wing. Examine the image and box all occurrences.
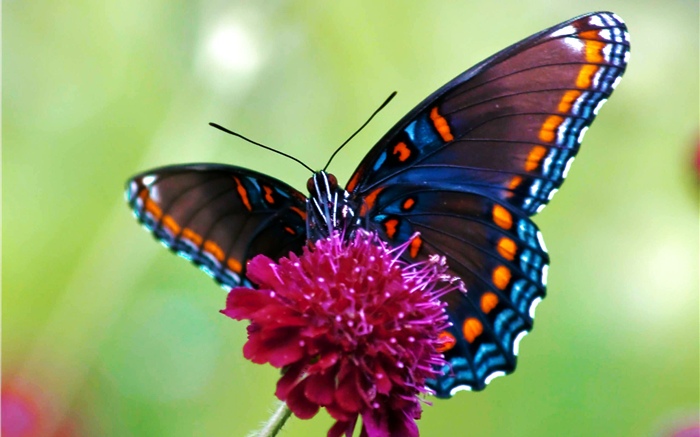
[525,146,547,172]
[575,64,598,89]
[492,205,513,230]
[557,90,582,113]
[480,292,499,314]
[139,191,163,219]
[462,318,483,343]
[204,240,225,261]
[290,206,307,220]
[508,176,522,190]
[492,266,511,290]
[161,215,181,234]
[579,30,602,41]
[263,186,275,204]
[360,187,384,216]
[393,142,411,161]
[284,226,296,235]
[436,331,456,352]
[409,236,422,258]
[572,32,605,84]
[233,177,253,211]
[181,228,202,246]
[384,218,399,239]
[227,258,242,274]
[539,116,564,143]
[583,39,605,63]
[430,107,454,142]
[496,237,517,261]
[346,172,361,193]
[402,197,415,210]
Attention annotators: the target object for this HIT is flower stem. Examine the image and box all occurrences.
[252,401,292,437]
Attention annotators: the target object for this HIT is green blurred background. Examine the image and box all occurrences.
[4,1,699,436]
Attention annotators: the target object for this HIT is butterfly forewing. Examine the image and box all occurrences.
[346,12,629,396]
[348,12,628,214]
[127,164,308,288]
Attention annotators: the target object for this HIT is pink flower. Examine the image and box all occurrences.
[222,230,460,437]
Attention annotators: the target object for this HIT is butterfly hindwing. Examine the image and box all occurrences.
[347,12,629,396]
[126,164,308,288]
[369,184,548,394]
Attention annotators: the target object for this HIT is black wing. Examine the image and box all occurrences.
[126,164,308,288]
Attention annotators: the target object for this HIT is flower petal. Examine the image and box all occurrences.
[221,288,274,320]
[275,362,304,401]
[286,378,320,419]
[303,370,335,405]
[334,367,364,413]
[326,402,354,422]
[373,361,392,395]
[307,350,339,373]
[388,409,419,437]
[249,304,308,329]
[243,327,304,367]
[246,255,285,289]
[360,409,389,437]
[327,419,357,437]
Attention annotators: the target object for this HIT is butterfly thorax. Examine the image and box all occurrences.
[306,171,358,241]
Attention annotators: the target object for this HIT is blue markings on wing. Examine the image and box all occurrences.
[516,218,540,250]
[372,151,387,171]
[429,358,475,396]
[510,279,539,315]
[520,248,545,283]
[404,115,441,148]
[472,343,506,381]
[493,308,526,353]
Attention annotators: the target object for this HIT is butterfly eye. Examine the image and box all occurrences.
[306,176,315,195]
[327,173,338,188]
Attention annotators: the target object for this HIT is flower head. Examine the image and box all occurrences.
[222,230,459,437]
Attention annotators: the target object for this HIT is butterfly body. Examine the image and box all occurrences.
[127,12,629,398]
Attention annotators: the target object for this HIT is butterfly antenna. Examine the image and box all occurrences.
[322,91,397,172]
[209,122,315,174]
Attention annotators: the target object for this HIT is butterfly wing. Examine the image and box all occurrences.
[346,12,629,396]
[126,164,308,288]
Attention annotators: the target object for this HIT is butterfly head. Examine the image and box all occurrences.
[305,171,358,240]
[306,171,338,198]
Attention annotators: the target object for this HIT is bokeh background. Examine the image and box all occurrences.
[4,1,699,436]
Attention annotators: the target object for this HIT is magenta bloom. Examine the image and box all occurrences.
[222,230,459,437]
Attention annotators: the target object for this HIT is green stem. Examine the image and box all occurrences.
[253,401,292,437]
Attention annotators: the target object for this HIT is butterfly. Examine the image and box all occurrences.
[126,12,629,398]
